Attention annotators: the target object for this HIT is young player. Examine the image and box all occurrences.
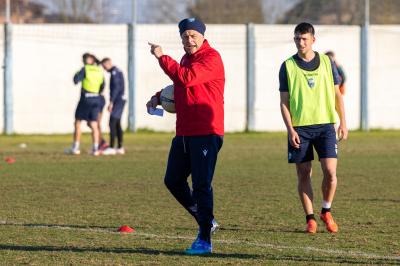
[279,23,348,233]
[100,58,126,155]
[65,53,105,156]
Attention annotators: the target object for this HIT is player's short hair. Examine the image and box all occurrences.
[82,52,92,61]
[100,57,111,64]
[82,52,99,64]
[325,51,335,57]
[294,22,315,35]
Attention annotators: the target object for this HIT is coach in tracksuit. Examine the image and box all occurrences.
[147,18,225,255]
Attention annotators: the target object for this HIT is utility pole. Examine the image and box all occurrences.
[360,0,369,131]
[246,23,255,132]
[127,0,136,132]
[4,0,13,134]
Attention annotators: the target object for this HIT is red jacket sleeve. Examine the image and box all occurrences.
[158,52,222,87]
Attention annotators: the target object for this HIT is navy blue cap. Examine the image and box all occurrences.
[178,18,206,36]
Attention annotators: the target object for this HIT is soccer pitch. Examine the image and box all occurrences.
[0,131,399,265]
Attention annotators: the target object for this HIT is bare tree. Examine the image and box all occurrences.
[50,0,101,23]
[0,0,46,23]
[188,0,265,23]
[262,0,301,24]
[137,0,193,23]
[278,0,400,25]
[372,0,400,24]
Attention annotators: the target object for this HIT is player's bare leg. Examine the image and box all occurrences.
[74,119,81,144]
[319,158,339,232]
[296,161,317,233]
[97,111,108,150]
[65,120,82,155]
[320,158,337,204]
[89,121,100,156]
[296,161,314,214]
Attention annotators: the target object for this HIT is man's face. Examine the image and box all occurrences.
[294,32,315,54]
[101,60,112,71]
[85,56,95,65]
[181,30,205,55]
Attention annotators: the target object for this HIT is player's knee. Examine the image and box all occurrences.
[89,121,98,129]
[164,175,175,190]
[324,170,337,183]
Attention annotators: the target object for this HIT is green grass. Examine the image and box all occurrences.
[0,131,399,265]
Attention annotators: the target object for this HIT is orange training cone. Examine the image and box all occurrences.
[5,157,16,164]
[118,225,135,233]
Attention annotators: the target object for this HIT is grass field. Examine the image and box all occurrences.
[0,131,399,265]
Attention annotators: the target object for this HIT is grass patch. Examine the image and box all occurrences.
[0,131,398,264]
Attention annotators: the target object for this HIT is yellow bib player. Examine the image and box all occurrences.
[279,22,348,234]
[65,53,105,156]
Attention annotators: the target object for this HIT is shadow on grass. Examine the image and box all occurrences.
[0,244,398,264]
[2,223,116,231]
[2,223,399,264]
[0,244,261,259]
[220,227,306,234]
[7,223,306,234]
[176,226,305,234]
[353,198,400,203]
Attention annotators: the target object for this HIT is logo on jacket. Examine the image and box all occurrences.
[202,149,208,157]
[307,77,315,88]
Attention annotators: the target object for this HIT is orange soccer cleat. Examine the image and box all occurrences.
[306,219,317,234]
[320,212,338,233]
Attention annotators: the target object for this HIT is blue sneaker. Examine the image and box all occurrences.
[185,238,212,255]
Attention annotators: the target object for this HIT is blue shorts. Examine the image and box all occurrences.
[75,96,102,122]
[110,99,126,119]
[288,123,337,163]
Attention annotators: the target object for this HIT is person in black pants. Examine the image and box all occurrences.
[147,18,225,255]
[100,58,126,155]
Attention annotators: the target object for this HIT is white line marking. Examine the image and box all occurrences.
[3,222,399,261]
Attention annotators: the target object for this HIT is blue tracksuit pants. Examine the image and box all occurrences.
[164,135,223,242]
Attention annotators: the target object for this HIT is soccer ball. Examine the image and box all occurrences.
[160,84,175,113]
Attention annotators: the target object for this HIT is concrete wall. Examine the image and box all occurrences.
[369,26,400,129]
[11,25,128,134]
[1,24,399,133]
[0,26,4,132]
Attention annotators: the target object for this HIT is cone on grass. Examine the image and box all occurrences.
[5,157,16,164]
[118,225,135,233]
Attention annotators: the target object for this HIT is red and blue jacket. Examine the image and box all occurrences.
[155,40,225,136]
